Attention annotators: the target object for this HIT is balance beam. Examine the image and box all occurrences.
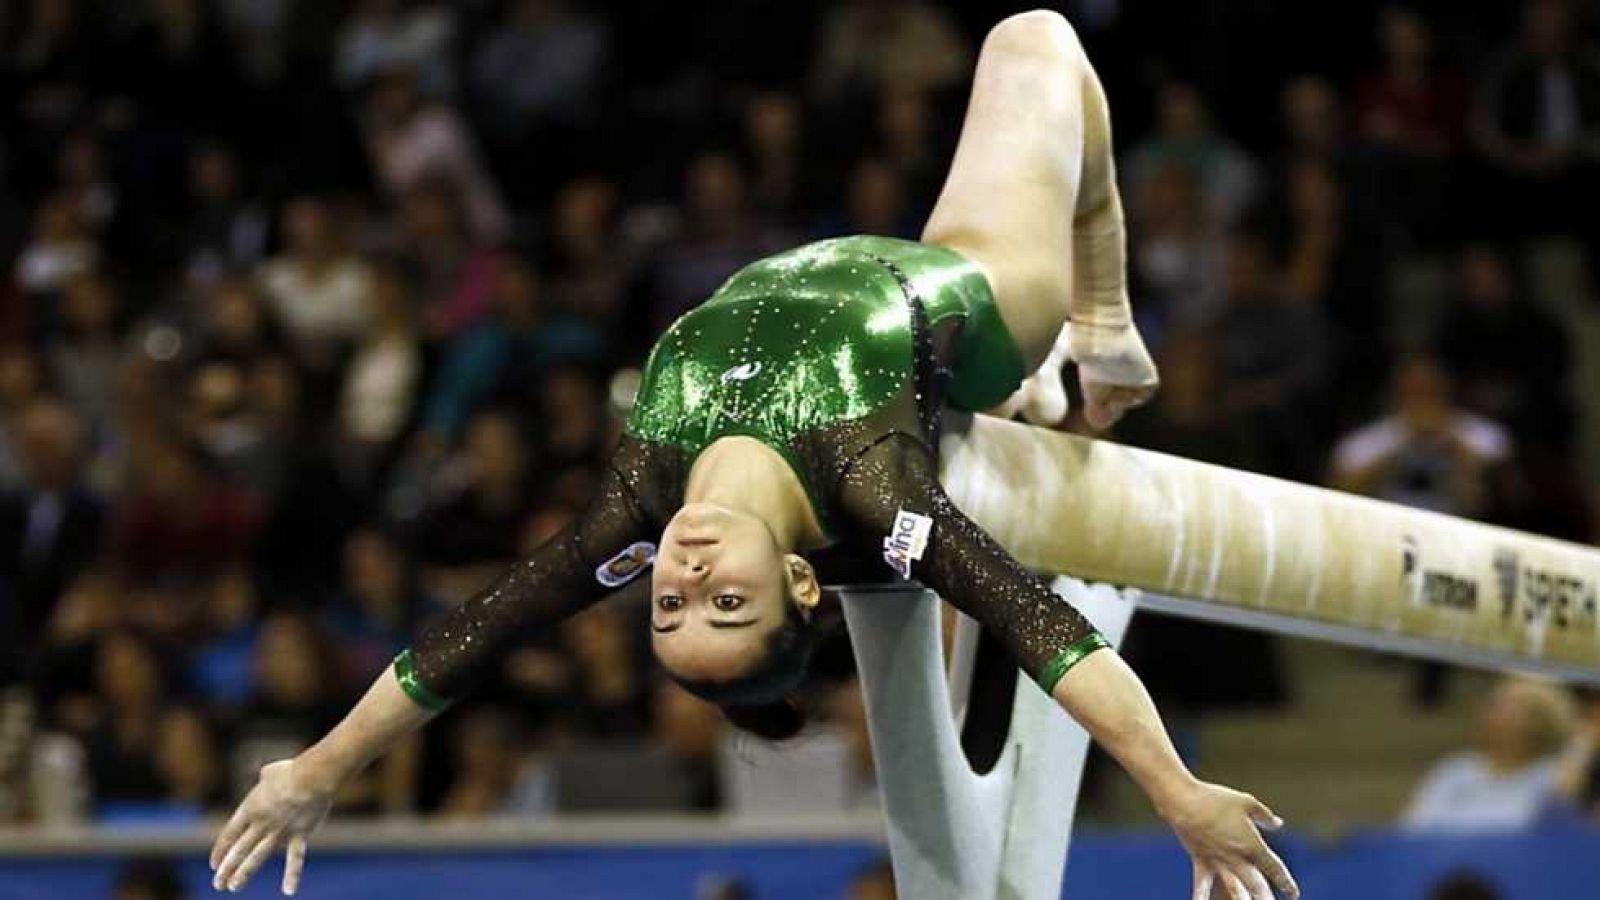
[939,413,1600,686]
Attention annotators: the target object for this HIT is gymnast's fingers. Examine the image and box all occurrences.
[1248,798,1285,831]
[282,834,308,896]
[210,805,252,870]
[1218,869,1251,900]
[1255,845,1299,899]
[1191,868,1214,900]
[1242,865,1274,900]
[226,827,284,892]
[213,823,264,890]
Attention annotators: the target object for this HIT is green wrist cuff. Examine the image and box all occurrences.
[392,649,452,713]
[1037,632,1111,694]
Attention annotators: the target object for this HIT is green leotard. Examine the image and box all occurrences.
[396,236,1106,713]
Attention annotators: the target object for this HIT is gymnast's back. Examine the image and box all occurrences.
[403,235,1101,701]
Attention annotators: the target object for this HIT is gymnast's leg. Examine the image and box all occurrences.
[922,10,1157,429]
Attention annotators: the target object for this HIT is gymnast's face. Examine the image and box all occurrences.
[650,502,817,683]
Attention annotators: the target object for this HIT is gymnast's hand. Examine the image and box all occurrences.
[210,758,333,895]
[1162,780,1299,900]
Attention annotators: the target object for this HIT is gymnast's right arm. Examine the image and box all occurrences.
[839,434,1299,900]
[209,444,664,895]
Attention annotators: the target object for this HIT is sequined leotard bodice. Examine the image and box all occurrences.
[396,237,1107,710]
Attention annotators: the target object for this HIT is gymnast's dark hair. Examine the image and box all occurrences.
[671,600,817,741]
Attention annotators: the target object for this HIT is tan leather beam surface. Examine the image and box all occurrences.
[939,414,1600,673]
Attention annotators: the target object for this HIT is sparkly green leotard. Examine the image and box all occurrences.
[394,236,1107,713]
[626,236,1027,527]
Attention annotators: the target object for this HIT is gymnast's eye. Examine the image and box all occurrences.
[713,593,744,612]
[658,594,684,612]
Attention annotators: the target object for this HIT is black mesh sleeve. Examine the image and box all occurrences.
[835,432,1107,691]
[403,439,675,704]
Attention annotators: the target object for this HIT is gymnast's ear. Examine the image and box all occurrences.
[782,554,822,612]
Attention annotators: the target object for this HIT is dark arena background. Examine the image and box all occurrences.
[1,1,1599,898]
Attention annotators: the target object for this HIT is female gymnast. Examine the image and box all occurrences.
[212,11,1298,900]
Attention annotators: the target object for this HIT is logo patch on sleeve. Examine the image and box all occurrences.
[596,542,657,588]
[882,509,933,579]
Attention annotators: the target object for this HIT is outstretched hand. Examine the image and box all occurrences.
[210,759,332,895]
[1162,781,1300,900]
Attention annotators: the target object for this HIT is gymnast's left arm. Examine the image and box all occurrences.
[838,433,1298,900]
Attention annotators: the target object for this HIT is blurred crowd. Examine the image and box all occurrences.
[0,0,1598,832]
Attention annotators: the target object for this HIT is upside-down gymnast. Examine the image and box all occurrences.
[212,11,1298,900]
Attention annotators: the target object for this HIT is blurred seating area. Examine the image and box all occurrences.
[0,0,1597,842]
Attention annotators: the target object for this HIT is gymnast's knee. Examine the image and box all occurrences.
[983,9,1084,65]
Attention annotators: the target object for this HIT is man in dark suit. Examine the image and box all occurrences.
[0,398,104,684]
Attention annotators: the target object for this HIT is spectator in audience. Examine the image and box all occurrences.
[194,276,284,369]
[110,438,259,588]
[1555,688,1600,820]
[542,176,627,322]
[84,631,170,805]
[53,129,118,239]
[178,143,268,289]
[1117,331,1252,471]
[364,67,509,244]
[1212,233,1330,479]
[1355,6,1469,245]
[31,569,118,729]
[326,528,432,691]
[153,705,224,813]
[180,358,293,504]
[743,92,809,225]
[1275,157,1385,335]
[438,705,549,817]
[1128,161,1224,334]
[560,603,649,737]
[0,398,103,682]
[415,410,535,572]
[1473,0,1600,240]
[6,0,98,134]
[47,272,121,441]
[1403,676,1575,831]
[388,180,501,337]
[14,193,97,300]
[820,157,916,240]
[1125,82,1261,229]
[335,0,457,96]
[537,366,605,468]
[636,152,790,336]
[187,569,260,712]
[653,681,725,810]
[1331,354,1511,517]
[469,0,607,133]
[232,612,344,773]
[1356,8,1468,159]
[417,255,601,448]
[255,197,371,373]
[811,0,970,103]
[0,347,46,490]
[337,260,423,488]
[875,85,944,213]
[1279,76,1345,167]
[106,0,240,134]
[1435,244,1572,447]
